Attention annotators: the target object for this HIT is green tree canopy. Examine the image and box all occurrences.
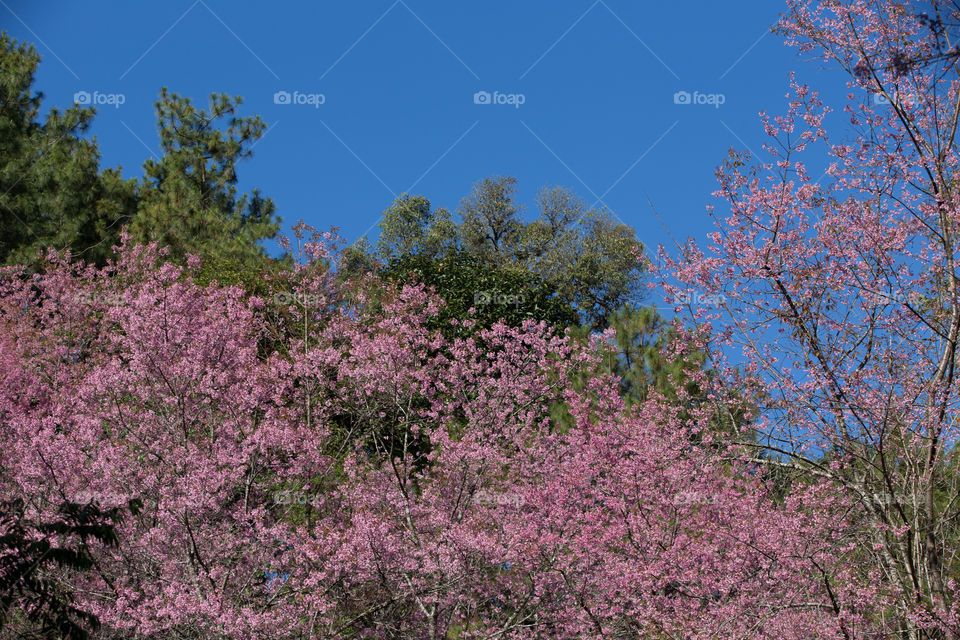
[380,250,579,340]
[131,88,279,267]
[368,176,646,329]
[0,33,136,267]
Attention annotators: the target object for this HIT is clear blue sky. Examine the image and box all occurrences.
[2,0,850,263]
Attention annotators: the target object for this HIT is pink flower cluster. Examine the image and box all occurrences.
[0,236,876,639]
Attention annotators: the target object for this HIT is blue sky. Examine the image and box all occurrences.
[2,0,850,276]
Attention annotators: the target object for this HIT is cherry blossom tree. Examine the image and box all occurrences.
[659,1,960,637]
[0,225,879,638]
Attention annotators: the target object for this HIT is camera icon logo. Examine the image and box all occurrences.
[473,291,492,305]
[73,90,91,105]
[673,90,691,105]
[274,90,291,105]
[473,90,491,105]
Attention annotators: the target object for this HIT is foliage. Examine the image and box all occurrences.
[380,250,579,340]
[368,179,645,330]
[0,37,278,271]
[130,88,279,267]
[0,33,136,268]
[11,1,960,636]
[0,498,138,639]
[0,236,870,639]
[659,1,960,635]
[584,304,703,406]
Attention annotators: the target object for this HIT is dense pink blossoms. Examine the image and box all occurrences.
[12,0,960,636]
[0,236,873,638]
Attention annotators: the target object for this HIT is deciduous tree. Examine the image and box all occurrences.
[660,1,960,635]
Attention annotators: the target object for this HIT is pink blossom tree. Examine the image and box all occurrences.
[16,1,960,631]
[0,225,882,638]
[659,1,960,637]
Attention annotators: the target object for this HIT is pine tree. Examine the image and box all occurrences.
[132,88,279,267]
[0,33,136,267]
